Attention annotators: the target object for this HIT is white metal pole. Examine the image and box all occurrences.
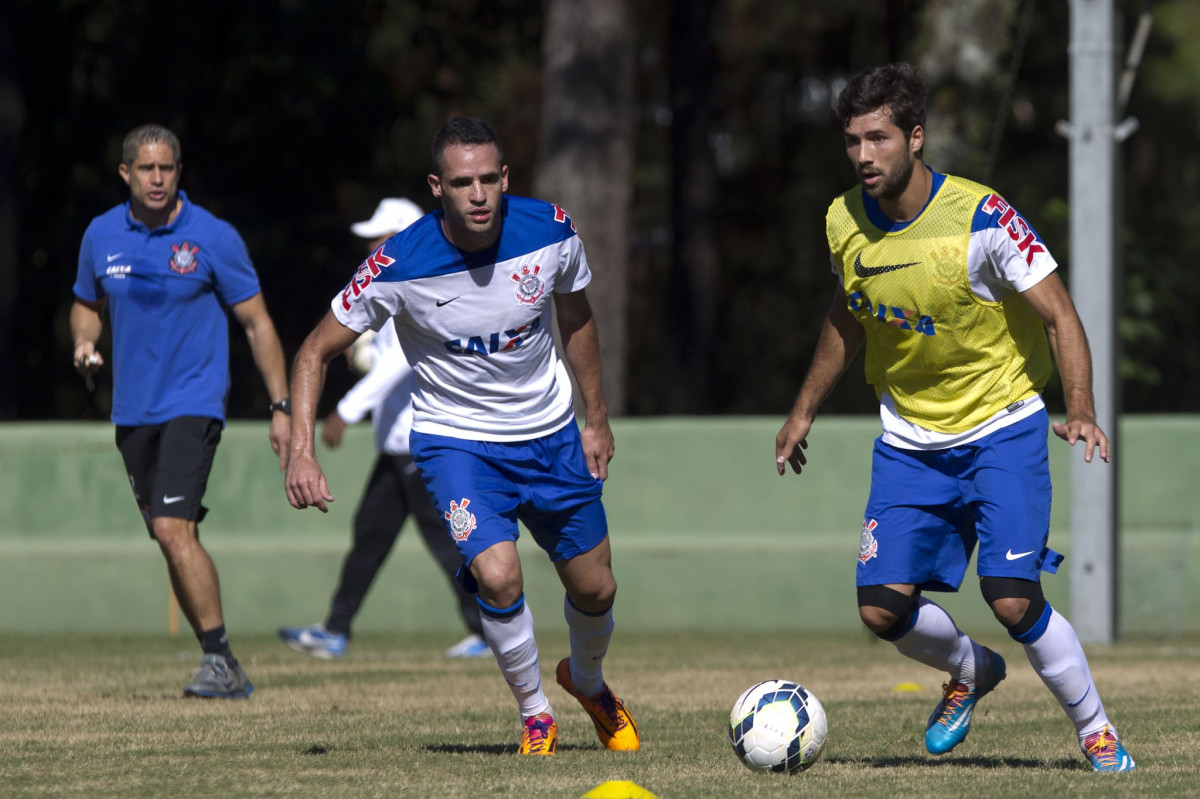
[1065,0,1119,644]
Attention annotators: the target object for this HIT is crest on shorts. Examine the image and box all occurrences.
[445,498,477,542]
[858,518,879,565]
[511,264,545,305]
[169,241,200,275]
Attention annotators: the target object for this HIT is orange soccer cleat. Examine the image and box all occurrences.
[555,657,640,751]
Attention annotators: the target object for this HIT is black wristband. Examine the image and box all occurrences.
[269,397,291,415]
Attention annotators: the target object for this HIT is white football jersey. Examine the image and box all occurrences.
[332,195,590,442]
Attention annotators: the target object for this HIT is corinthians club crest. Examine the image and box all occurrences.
[511,264,545,305]
[169,241,200,275]
[444,498,478,542]
[858,518,879,565]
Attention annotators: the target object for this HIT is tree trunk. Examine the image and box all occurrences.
[917,0,1018,176]
[535,0,635,416]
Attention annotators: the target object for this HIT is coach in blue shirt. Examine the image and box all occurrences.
[70,123,290,699]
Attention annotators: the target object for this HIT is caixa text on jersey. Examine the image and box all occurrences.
[847,292,937,335]
[443,317,542,355]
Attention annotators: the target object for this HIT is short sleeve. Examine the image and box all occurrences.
[74,225,102,302]
[554,235,592,293]
[211,224,262,306]
[968,193,1059,301]
[332,243,405,334]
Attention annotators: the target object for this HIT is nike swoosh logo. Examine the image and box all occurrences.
[436,297,460,307]
[1067,685,1091,708]
[853,252,920,278]
[107,253,123,262]
[163,495,186,504]
[1005,549,1035,560]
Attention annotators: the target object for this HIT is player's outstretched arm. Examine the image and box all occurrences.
[1021,273,1110,464]
[554,289,614,480]
[776,286,864,476]
[286,311,360,511]
[231,293,291,470]
[69,298,106,374]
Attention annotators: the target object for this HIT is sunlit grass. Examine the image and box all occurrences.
[0,630,1192,797]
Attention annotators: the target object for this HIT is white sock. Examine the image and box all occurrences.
[891,597,984,687]
[1021,607,1110,740]
[479,596,551,719]
[563,595,614,697]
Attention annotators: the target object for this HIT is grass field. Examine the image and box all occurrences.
[1,630,1195,798]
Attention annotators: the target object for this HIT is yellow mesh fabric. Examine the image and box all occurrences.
[826,175,1051,434]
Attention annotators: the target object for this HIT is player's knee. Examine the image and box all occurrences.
[988,596,1028,627]
[471,565,523,607]
[980,576,1046,637]
[857,585,918,639]
[470,543,523,603]
[474,572,524,608]
[858,605,898,635]
[569,575,616,613]
[150,517,196,553]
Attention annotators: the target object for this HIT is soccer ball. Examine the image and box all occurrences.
[728,679,828,773]
[348,329,377,374]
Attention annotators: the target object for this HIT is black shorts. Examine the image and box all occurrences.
[115,416,222,535]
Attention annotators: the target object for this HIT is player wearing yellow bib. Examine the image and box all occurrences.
[775,63,1134,773]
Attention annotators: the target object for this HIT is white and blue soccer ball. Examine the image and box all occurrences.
[348,329,377,375]
[728,679,828,773]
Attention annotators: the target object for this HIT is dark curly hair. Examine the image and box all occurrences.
[835,63,927,156]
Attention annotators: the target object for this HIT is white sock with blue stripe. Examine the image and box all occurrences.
[479,595,551,719]
[1018,607,1110,741]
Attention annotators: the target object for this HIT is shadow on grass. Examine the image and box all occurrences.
[826,755,1086,771]
[421,742,596,755]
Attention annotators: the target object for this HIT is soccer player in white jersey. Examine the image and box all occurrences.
[775,64,1134,772]
[284,117,639,756]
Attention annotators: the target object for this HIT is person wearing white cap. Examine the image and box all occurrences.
[350,197,425,240]
[278,198,488,660]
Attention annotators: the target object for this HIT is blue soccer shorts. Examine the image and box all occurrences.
[409,423,608,569]
[855,409,1061,592]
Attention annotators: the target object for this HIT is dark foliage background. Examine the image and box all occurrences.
[4,0,1197,421]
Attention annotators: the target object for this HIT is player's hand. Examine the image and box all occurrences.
[1052,417,1110,464]
[269,413,291,472]
[285,452,335,512]
[73,345,103,375]
[321,410,348,449]
[580,418,615,481]
[775,415,812,476]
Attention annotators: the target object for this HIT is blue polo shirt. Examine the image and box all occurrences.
[74,191,262,426]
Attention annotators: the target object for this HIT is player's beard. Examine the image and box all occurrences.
[863,147,916,202]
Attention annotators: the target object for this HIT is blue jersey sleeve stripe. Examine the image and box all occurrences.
[971,198,997,233]
[970,194,1047,244]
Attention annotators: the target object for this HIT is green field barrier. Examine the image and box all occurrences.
[1,417,1196,636]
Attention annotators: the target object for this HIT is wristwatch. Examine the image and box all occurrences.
[269,397,291,415]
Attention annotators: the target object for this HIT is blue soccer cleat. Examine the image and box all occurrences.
[444,634,492,659]
[925,647,1006,754]
[1082,725,1137,772]
[278,623,348,659]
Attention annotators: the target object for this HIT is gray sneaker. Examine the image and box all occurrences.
[183,653,254,699]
